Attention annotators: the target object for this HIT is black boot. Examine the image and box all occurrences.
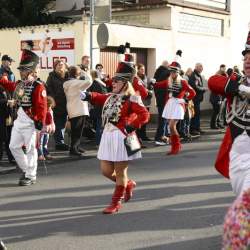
[69,147,83,156]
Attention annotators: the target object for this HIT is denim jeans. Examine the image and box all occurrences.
[53,114,67,145]
[155,105,168,141]
[38,133,49,157]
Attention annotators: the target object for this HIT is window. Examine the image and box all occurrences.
[179,13,223,36]
[184,0,227,10]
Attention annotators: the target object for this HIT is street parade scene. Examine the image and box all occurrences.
[0,0,250,249]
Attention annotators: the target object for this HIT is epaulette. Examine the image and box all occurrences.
[35,78,44,85]
[130,95,144,106]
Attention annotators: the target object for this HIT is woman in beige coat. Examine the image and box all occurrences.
[63,66,92,156]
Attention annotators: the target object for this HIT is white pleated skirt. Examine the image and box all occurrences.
[97,123,142,161]
[162,97,185,120]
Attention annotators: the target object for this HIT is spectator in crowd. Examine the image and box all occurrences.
[178,67,194,140]
[189,63,207,135]
[95,63,109,82]
[153,61,170,145]
[80,55,91,79]
[183,68,193,81]
[63,66,92,156]
[89,70,108,146]
[46,59,69,151]
[227,67,233,77]
[0,83,15,163]
[37,96,56,161]
[79,55,96,139]
[136,63,153,141]
[0,55,15,81]
[209,64,226,129]
[233,65,242,76]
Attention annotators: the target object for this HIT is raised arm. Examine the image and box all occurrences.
[0,78,16,92]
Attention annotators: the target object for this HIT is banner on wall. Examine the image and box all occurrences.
[20,31,75,70]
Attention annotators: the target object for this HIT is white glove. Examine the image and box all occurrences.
[150,78,156,84]
[239,84,250,94]
[239,85,250,98]
[80,91,87,100]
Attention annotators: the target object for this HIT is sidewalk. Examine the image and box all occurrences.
[0,116,225,175]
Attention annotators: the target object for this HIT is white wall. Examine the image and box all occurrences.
[230,0,250,71]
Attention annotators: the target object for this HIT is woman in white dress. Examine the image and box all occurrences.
[81,61,150,214]
[156,62,196,155]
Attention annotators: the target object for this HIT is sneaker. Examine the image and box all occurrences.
[198,129,205,134]
[55,143,69,151]
[19,177,36,186]
[190,130,200,136]
[69,149,83,157]
[155,140,166,146]
[77,147,85,153]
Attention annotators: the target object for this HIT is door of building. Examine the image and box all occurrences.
[100,47,147,77]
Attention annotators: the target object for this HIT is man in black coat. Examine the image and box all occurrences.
[188,63,207,135]
[153,61,170,145]
[0,84,15,163]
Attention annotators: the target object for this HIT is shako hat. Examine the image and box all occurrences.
[114,42,135,82]
[18,49,39,70]
[168,61,181,72]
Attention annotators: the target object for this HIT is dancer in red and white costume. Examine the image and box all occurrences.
[154,61,196,155]
[81,59,150,214]
[208,26,250,196]
[0,49,47,186]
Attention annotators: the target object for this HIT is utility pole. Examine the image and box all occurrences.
[90,0,94,69]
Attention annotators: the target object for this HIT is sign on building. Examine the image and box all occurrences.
[20,31,75,70]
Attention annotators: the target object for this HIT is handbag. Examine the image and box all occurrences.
[5,115,13,126]
[124,132,141,157]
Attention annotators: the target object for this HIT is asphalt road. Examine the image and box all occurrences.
[0,130,234,250]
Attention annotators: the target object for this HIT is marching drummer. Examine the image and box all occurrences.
[0,49,47,186]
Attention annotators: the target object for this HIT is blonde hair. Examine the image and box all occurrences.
[169,73,182,86]
[123,81,135,96]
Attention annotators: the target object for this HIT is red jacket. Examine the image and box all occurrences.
[90,92,150,133]
[154,79,196,104]
[132,76,148,99]
[0,78,47,125]
[207,74,238,179]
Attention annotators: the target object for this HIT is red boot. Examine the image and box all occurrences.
[124,180,136,202]
[167,135,181,155]
[103,185,125,214]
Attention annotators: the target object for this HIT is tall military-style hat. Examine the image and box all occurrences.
[114,42,135,82]
[18,49,39,70]
[168,50,182,72]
